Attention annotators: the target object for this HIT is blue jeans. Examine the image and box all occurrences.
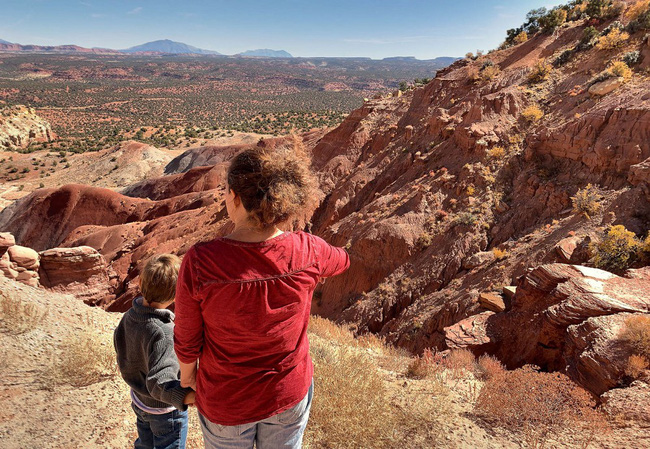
[199,381,313,449]
[131,403,189,449]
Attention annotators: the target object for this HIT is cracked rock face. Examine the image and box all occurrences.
[485,264,650,394]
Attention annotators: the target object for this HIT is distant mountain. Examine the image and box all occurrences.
[0,42,120,54]
[0,39,12,44]
[121,40,221,55]
[238,49,293,58]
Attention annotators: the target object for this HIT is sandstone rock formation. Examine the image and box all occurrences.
[0,105,54,149]
[447,264,650,394]
[39,246,116,304]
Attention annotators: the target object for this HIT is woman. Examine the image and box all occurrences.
[174,143,349,449]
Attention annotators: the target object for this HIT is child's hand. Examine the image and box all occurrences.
[183,390,196,406]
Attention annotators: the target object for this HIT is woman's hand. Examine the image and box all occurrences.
[180,360,198,390]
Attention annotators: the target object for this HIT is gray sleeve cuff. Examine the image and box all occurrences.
[170,386,193,411]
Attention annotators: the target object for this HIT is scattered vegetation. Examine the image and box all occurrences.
[487,146,507,159]
[307,321,448,448]
[521,104,544,123]
[622,50,641,66]
[475,365,608,449]
[43,328,116,388]
[528,60,553,83]
[0,290,48,334]
[492,248,508,260]
[571,184,601,216]
[620,315,650,360]
[595,28,630,50]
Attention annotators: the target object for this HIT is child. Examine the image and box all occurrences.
[114,254,195,449]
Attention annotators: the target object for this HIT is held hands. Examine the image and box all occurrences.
[183,390,196,406]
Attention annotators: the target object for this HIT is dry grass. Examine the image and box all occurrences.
[306,333,449,448]
[492,248,508,261]
[42,328,116,388]
[475,354,506,381]
[406,348,445,379]
[474,365,609,449]
[0,290,48,334]
[625,354,649,379]
[620,315,650,359]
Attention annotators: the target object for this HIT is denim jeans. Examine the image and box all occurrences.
[131,403,189,449]
[199,381,313,449]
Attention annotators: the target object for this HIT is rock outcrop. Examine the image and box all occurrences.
[449,264,650,394]
[39,246,116,304]
[0,105,54,149]
[0,238,40,287]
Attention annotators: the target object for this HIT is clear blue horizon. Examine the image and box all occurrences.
[1,0,564,59]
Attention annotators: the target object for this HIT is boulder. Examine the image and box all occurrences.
[565,313,640,394]
[404,125,414,140]
[502,286,516,300]
[479,292,506,312]
[7,245,39,270]
[555,236,580,262]
[444,311,495,349]
[0,232,15,253]
[601,381,650,426]
[588,77,624,97]
[39,246,107,287]
[39,246,115,304]
[463,251,496,269]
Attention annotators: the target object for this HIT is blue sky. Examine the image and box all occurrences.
[1,0,564,59]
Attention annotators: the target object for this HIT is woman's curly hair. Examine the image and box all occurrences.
[227,138,317,228]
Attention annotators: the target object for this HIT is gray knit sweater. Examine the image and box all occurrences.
[113,297,191,411]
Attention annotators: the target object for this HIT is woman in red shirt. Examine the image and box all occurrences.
[174,144,349,449]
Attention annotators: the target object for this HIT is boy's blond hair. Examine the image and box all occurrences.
[140,254,181,304]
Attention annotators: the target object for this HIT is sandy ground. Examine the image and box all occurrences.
[0,275,648,449]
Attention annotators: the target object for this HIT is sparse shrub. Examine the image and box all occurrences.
[309,316,354,344]
[492,248,508,260]
[620,315,650,359]
[521,104,544,123]
[578,25,600,50]
[488,146,506,159]
[307,335,448,448]
[475,354,506,381]
[443,348,477,375]
[622,50,641,66]
[554,49,574,66]
[528,60,553,83]
[572,184,601,216]
[609,60,633,80]
[455,212,478,227]
[0,292,48,334]
[514,31,528,44]
[475,365,608,449]
[591,225,643,272]
[626,0,650,21]
[627,4,650,32]
[406,348,444,379]
[596,28,630,50]
[625,354,649,378]
[480,65,501,81]
[44,329,116,388]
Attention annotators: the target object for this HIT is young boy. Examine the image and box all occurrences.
[114,254,195,449]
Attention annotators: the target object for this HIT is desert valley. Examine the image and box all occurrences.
[1,1,650,448]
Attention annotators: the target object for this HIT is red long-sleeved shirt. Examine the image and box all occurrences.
[174,231,349,425]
